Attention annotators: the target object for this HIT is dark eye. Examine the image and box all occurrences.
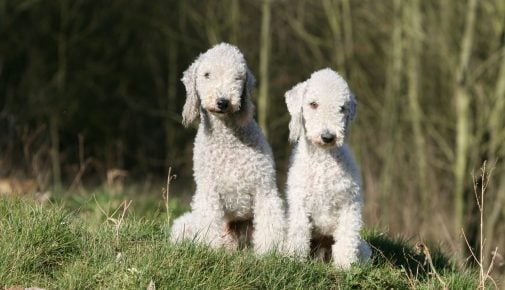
[235,75,244,81]
[204,72,210,79]
[340,106,346,113]
[309,102,318,109]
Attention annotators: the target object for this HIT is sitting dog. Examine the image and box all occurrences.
[283,68,371,268]
[170,43,284,254]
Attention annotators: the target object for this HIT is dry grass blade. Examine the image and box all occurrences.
[93,195,132,249]
[415,242,447,289]
[162,167,177,226]
[114,200,132,247]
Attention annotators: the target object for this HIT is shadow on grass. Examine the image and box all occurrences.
[367,231,453,281]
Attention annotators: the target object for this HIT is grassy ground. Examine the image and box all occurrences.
[0,193,482,289]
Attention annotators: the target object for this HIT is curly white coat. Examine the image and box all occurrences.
[169,43,284,254]
[284,68,371,268]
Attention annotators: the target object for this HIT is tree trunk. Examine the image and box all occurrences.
[50,114,61,192]
[51,0,68,192]
[205,2,219,45]
[165,38,178,170]
[380,0,403,225]
[405,0,428,221]
[453,0,477,255]
[258,0,271,138]
[322,0,345,75]
[485,3,505,268]
[229,0,239,44]
[341,0,354,79]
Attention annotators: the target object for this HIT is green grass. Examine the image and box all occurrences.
[0,195,481,289]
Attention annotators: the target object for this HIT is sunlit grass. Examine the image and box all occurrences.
[0,195,480,289]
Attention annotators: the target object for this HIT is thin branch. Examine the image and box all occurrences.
[461,229,481,267]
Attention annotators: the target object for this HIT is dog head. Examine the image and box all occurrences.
[285,68,356,149]
[181,43,256,127]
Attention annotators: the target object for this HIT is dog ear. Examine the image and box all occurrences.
[236,67,256,127]
[181,57,201,127]
[285,81,306,142]
[245,67,256,98]
[348,94,357,121]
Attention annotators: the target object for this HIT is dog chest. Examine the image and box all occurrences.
[296,151,359,235]
[193,128,273,220]
[304,182,349,235]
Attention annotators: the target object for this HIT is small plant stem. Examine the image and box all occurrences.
[465,161,498,289]
[163,167,176,227]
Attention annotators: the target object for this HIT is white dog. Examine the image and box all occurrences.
[170,43,284,254]
[284,68,371,268]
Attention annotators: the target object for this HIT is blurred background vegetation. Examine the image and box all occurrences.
[1,0,505,278]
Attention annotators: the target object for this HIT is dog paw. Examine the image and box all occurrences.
[332,243,359,269]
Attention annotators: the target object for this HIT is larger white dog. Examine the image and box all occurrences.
[170,43,284,254]
[284,68,371,268]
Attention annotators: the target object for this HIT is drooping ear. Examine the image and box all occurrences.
[285,81,306,142]
[348,94,357,121]
[181,57,201,127]
[236,67,256,127]
[245,67,256,97]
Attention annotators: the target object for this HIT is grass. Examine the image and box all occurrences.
[0,194,482,289]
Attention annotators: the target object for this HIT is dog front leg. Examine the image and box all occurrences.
[169,212,195,243]
[191,190,227,249]
[252,188,285,254]
[331,200,362,268]
[285,197,312,259]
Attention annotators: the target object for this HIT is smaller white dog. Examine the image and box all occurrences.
[284,68,371,268]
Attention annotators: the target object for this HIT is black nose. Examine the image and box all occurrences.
[217,98,229,111]
[321,132,336,144]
